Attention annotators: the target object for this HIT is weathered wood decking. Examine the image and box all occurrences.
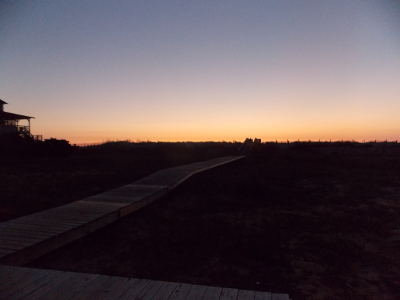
[0,265,290,300]
[0,156,243,265]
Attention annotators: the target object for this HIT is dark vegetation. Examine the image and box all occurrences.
[25,140,400,300]
[0,133,76,157]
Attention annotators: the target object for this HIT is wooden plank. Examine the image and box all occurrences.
[167,283,193,300]
[0,266,33,280]
[68,275,113,300]
[165,163,205,171]
[1,224,66,234]
[50,201,114,209]
[271,293,290,300]
[37,272,100,300]
[0,243,25,251]
[4,270,64,300]
[33,213,98,223]
[43,205,119,214]
[22,271,75,300]
[185,284,207,300]
[35,209,107,216]
[237,289,255,300]
[101,184,167,198]
[0,219,59,228]
[0,229,56,239]
[119,187,168,217]
[0,237,37,248]
[0,242,39,255]
[70,200,128,209]
[0,222,66,232]
[32,210,112,220]
[202,286,223,300]
[118,278,152,299]
[2,209,119,266]
[0,268,289,300]
[36,210,107,218]
[83,276,131,300]
[32,215,91,225]
[169,156,243,172]
[95,278,139,300]
[133,280,164,300]
[0,265,21,277]
[0,231,54,242]
[220,288,239,300]
[0,248,14,256]
[8,228,63,237]
[65,200,127,208]
[254,291,272,300]
[0,266,30,281]
[50,205,120,213]
[133,170,192,187]
[39,213,114,223]
[42,216,99,226]
[64,208,122,215]
[82,193,138,204]
[16,212,93,221]
[0,268,51,299]
[150,281,178,300]
[4,219,80,230]
[0,235,42,245]
[0,234,44,243]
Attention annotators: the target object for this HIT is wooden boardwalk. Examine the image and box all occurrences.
[0,265,290,300]
[0,156,243,265]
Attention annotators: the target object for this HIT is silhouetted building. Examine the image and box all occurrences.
[0,99,42,140]
[239,138,254,156]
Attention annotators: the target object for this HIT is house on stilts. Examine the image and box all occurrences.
[0,99,42,140]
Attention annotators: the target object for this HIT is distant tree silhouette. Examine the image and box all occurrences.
[39,138,75,156]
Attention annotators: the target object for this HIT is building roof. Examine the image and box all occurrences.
[0,111,34,120]
[0,99,8,105]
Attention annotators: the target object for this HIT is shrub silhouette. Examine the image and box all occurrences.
[0,132,35,156]
[39,138,75,157]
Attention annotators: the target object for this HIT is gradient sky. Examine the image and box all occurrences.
[1,0,399,143]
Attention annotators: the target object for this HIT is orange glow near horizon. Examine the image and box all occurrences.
[37,123,399,145]
[31,97,400,144]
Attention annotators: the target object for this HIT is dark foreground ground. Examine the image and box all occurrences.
[6,142,400,299]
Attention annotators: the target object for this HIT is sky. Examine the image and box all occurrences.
[1,0,399,144]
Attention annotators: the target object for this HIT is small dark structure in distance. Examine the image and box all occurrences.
[0,99,42,140]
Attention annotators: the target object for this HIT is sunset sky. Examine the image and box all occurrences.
[1,1,399,144]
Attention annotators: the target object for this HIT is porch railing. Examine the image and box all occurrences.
[5,124,42,140]
[16,125,30,132]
